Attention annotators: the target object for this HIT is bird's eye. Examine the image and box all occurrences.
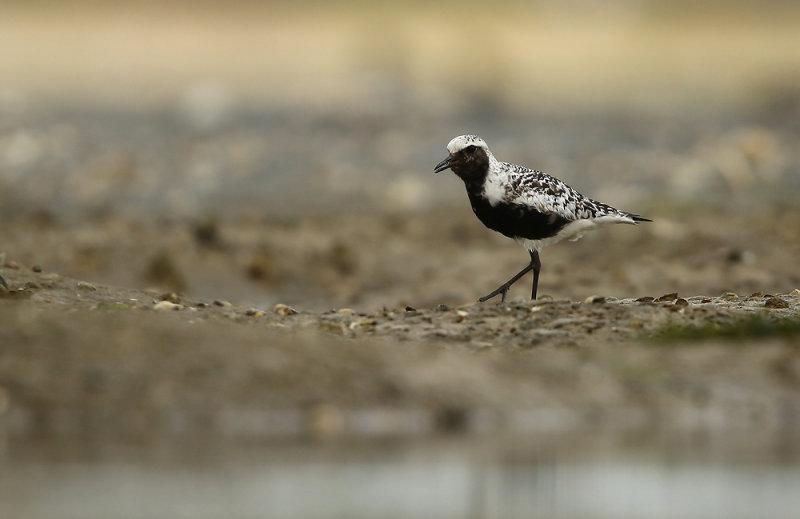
[465,145,477,153]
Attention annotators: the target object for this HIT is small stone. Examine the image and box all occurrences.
[674,298,689,306]
[153,300,179,311]
[721,292,739,300]
[338,308,355,314]
[584,295,605,304]
[749,291,764,298]
[195,302,208,308]
[76,281,97,291]
[274,303,297,316]
[159,292,181,304]
[765,297,789,309]
[245,308,266,318]
[790,289,800,296]
[349,318,377,331]
[213,299,232,307]
[24,281,40,290]
[435,303,451,311]
[726,249,743,263]
[405,305,417,312]
[655,292,678,302]
[5,261,19,270]
[32,265,42,273]
[456,310,469,317]
[635,296,655,303]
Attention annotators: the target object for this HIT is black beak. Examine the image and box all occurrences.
[433,154,452,174]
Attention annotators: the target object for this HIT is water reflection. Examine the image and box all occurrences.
[2,432,799,519]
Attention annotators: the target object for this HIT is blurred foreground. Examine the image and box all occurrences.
[1,253,800,519]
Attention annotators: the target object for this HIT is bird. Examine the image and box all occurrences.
[434,134,651,303]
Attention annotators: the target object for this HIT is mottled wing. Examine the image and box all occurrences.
[499,163,623,222]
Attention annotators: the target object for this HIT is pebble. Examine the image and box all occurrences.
[213,299,232,307]
[153,300,180,311]
[32,265,42,273]
[5,261,19,270]
[674,298,689,307]
[635,296,655,303]
[584,295,605,304]
[655,292,678,302]
[791,289,800,296]
[245,308,266,318]
[274,303,297,316]
[349,318,377,331]
[159,292,181,304]
[76,281,97,291]
[765,297,789,309]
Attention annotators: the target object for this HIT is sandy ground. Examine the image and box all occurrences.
[1,207,799,440]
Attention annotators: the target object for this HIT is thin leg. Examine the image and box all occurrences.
[478,250,540,303]
[530,250,541,300]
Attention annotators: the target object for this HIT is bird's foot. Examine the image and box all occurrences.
[478,286,509,303]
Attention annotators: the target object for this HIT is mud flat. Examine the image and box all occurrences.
[1,259,799,439]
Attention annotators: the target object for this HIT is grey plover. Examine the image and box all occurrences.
[434,134,651,302]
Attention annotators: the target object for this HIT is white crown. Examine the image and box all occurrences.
[447,134,489,154]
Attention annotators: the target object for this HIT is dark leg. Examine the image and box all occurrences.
[530,250,541,300]
[478,250,540,303]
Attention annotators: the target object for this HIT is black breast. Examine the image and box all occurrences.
[466,188,570,241]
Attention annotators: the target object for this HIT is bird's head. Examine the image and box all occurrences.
[434,135,491,181]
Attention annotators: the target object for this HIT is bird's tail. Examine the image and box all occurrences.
[628,213,652,223]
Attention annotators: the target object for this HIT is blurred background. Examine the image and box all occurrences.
[2,0,800,308]
[2,1,800,518]
[1,0,799,310]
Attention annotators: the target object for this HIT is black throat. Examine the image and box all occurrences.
[451,149,570,242]
[450,148,491,189]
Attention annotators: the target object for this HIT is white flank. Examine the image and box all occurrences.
[515,215,636,252]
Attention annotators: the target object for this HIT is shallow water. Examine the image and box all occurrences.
[3,431,799,519]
